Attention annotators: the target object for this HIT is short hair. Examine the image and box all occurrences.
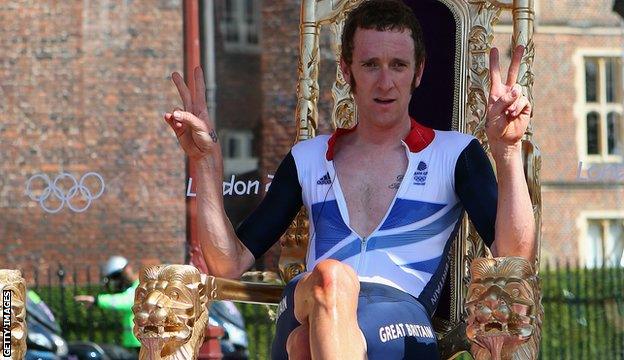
[341,0,426,68]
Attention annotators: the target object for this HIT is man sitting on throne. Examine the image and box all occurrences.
[163,0,535,358]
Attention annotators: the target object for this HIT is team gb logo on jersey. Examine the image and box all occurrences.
[413,161,428,185]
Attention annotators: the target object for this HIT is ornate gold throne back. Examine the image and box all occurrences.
[206,0,542,358]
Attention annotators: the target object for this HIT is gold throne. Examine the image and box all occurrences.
[163,1,543,359]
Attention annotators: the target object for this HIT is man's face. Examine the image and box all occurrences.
[341,28,424,127]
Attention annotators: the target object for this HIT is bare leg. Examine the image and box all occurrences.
[288,259,366,359]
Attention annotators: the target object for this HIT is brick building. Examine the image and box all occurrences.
[1,0,623,279]
[0,1,187,279]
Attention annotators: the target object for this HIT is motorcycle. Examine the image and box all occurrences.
[208,301,249,360]
[25,291,136,360]
[24,291,249,359]
[24,290,69,360]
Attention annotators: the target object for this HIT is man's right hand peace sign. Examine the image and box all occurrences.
[486,45,531,157]
[164,66,220,161]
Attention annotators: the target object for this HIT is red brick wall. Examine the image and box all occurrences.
[538,0,621,26]
[542,188,624,262]
[531,33,620,182]
[0,1,186,281]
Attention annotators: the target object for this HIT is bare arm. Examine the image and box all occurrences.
[490,144,535,261]
[164,67,254,279]
[192,154,255,279]
[486,46,536,262]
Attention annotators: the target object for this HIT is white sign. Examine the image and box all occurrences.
[187,174,274,197]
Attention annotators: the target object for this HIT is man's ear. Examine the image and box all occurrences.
[413,59,426,88]
[340,58,351,86]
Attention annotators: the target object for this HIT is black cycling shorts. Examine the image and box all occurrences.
[271,275,440,359]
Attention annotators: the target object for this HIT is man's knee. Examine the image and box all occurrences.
[294,260,359,321]
[311,259,359,300]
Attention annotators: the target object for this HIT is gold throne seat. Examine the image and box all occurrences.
[152,1,543,359]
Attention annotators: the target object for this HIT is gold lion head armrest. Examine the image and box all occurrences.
[0,270,27,360]
[133,265,210,360]
[465,257,542,360]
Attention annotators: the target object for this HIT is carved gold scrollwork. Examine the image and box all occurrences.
[297,0,364,140]
[463,2,503,330]
[510,0,542,273]
[0,270,27,360]
[467,0,501,153]
[279,209,310,284]
[330,18,357,130]
[295,27,320,141]
[463,2,542,359]
[327,1,365,130]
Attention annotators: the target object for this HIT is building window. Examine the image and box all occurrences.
[585,218,624,267]
[582,57,623,160]
[221,130,258,176]
[221,0,260,52]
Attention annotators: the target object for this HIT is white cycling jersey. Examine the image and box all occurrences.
[237,119,497,314]
[292,119,474,307]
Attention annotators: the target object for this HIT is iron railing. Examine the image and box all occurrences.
[20,262,624,359]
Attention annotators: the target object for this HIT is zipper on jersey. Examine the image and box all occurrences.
[358,236,368,272]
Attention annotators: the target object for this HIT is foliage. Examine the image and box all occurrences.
[33,285,124,344]
[539,265,624,359]
[237,303,277,360]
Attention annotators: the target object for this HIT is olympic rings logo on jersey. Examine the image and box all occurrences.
[25,172,105,213]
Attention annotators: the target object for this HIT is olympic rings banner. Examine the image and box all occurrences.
[25,172,105,214]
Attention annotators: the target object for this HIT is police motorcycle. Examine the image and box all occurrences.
[24,290,69,360]
[208,301,249,360]
[25,290,135,360]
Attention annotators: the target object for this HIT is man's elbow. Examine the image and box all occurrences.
[204,251,255,279]
[491,232,537,263]
[204,262,244,279]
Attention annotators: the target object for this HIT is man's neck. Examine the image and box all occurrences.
[351,116,412,149]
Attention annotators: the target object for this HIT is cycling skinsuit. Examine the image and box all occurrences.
[236,119,497,359]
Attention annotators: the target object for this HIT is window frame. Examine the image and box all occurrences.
[578,211,624,267]
[576,49,624,163]
[220,129,259,176]
[220,0,261,53]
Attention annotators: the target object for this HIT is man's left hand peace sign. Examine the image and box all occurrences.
[486,45,532,155]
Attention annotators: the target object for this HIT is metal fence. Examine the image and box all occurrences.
[25,264,276,359]
[540,261,624,359]
[21,262,624,359]
[29,264,125,344]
